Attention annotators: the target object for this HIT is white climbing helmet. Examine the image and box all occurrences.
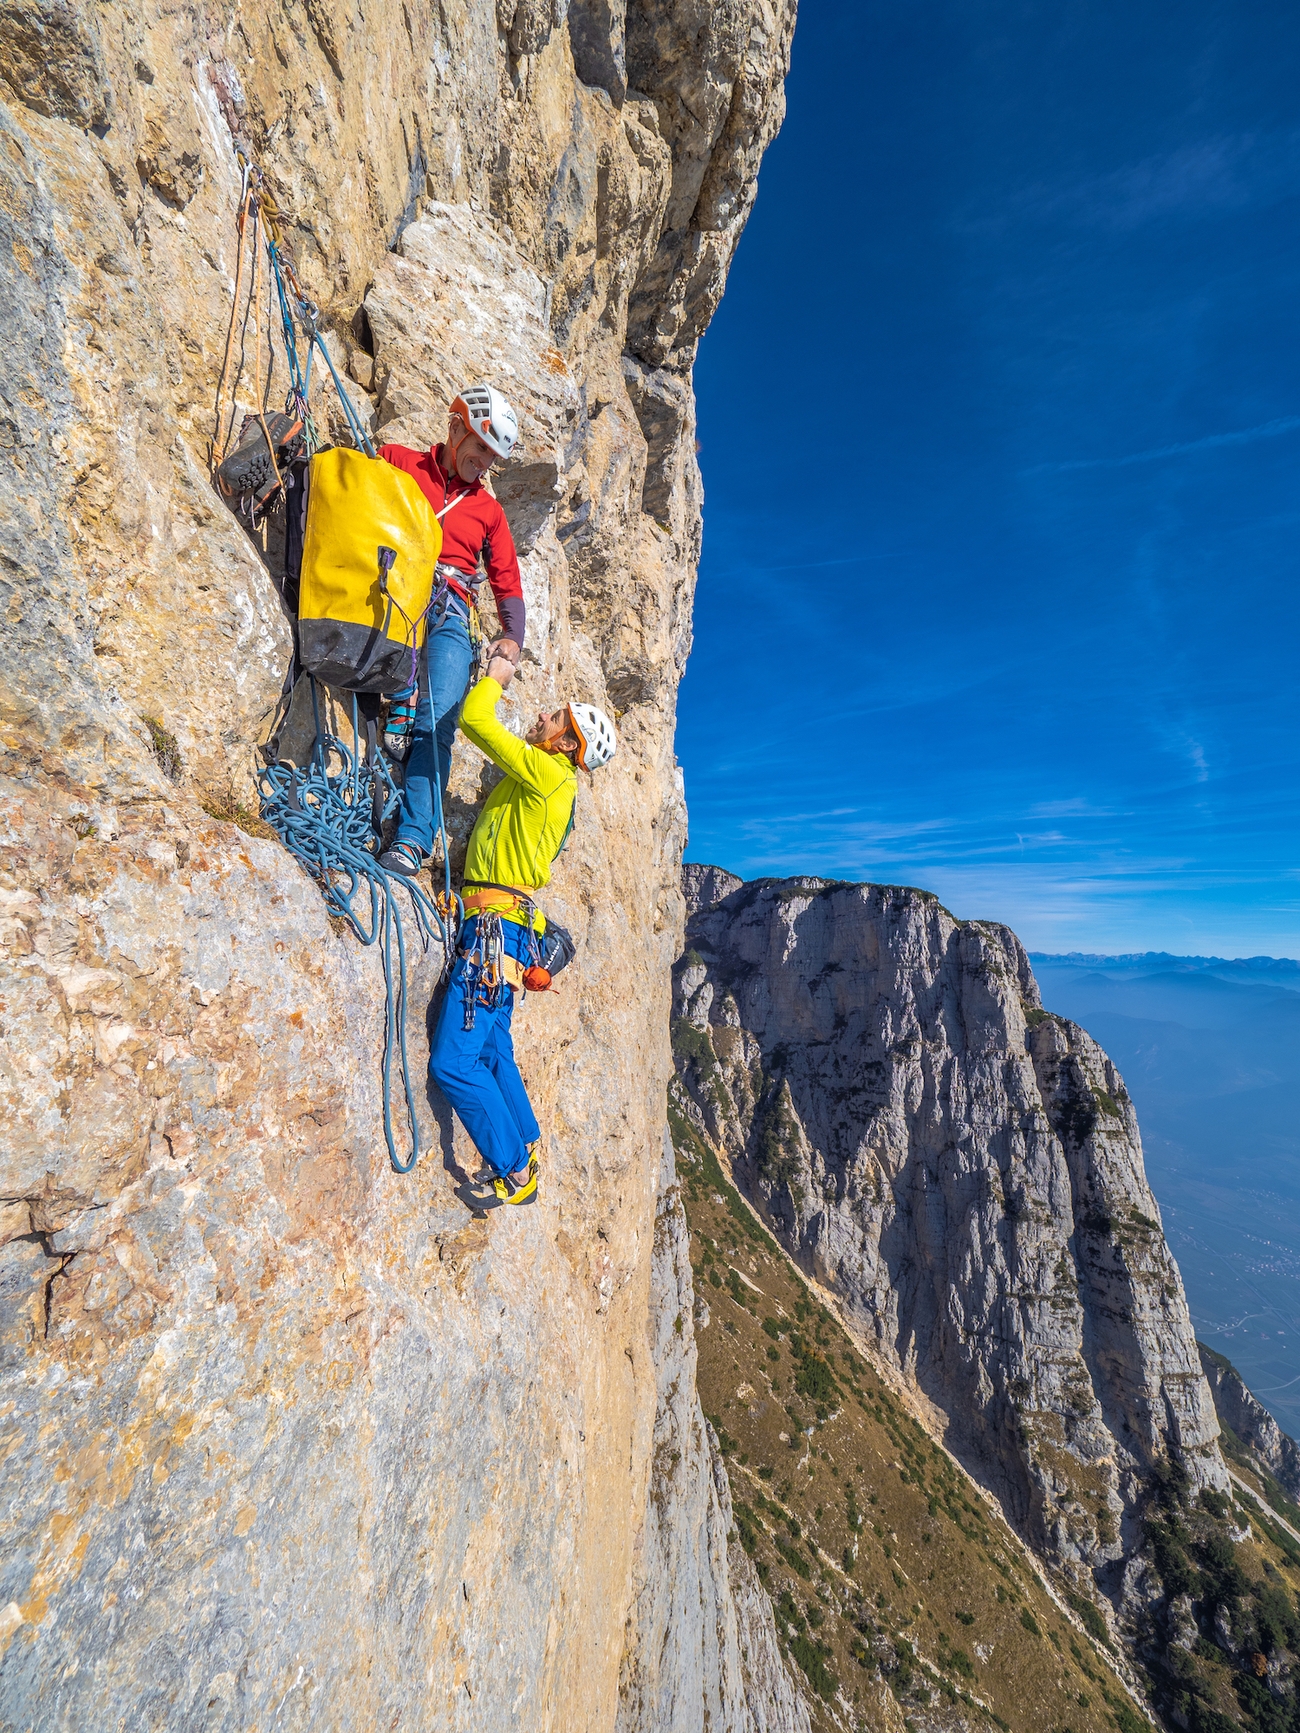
[567,702,617,771]
[450,384,518,460]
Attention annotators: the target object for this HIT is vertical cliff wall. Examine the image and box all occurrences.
[672,871,1230,1626]
[613,1133,813,1733]
[0,4,801,1727]
[1200,1342,1300,1503]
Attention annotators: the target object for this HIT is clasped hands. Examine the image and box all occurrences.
[486,638,521,690]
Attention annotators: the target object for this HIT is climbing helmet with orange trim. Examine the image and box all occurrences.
[449,384,518,460]
[567,703,617,770]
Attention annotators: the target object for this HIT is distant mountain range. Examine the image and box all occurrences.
[1036,950,1300,986]
[1031,949,1300,1436]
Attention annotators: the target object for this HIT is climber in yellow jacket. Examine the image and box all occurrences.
[429,652,617,1206]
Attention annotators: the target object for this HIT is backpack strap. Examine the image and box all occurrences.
[353,691,386,830]
[553,804,575,860]
[260,654,300,767]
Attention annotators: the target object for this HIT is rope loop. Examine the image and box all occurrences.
[257,687,458,1172]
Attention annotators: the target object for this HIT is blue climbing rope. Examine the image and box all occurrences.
[265,238,376,457]
[240,153,373,460]
[267,237,318,454]
[257,684,458,1172]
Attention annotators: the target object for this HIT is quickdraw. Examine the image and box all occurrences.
[460,910,508,1030]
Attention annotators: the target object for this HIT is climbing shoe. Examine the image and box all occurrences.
[216,410,304,513]
[378,841,423,878]
[463,1144,539,1209]
[493,1144,539,1207]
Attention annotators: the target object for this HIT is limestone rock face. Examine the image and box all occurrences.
[683,859,743,914]
[1200,1342,1300,1501]
[0,3,799,1728]
[673,873,1230,1617]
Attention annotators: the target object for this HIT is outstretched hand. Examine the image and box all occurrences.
[487,654,516,690]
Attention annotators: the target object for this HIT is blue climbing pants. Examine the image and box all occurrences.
[393,602,474,859]
[429,917,540,1178]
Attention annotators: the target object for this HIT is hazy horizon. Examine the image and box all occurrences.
[1033,950,1300,1439]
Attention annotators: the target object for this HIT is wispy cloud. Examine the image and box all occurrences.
[1027,797,1126,820]
[1023,414,1300,476]
[1071,133,1300,230]
[682,853,1300,958]
[962,129,1300,239]
[908,864,1300,957]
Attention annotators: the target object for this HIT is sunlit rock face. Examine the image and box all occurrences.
[0,2,800,1727]
[613,1133,813,1733]
[673,872,1229,1616]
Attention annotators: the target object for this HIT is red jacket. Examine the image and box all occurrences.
[379,443,526,646]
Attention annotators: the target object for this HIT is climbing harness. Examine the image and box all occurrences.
[459,881,576,993]
[257,682,462,1173]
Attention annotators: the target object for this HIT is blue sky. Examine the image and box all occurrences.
[678,0,1300,956]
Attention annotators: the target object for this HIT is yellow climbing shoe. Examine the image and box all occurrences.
[493,1145,539,1207]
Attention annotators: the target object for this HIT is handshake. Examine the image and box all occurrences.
[485,637,521,690]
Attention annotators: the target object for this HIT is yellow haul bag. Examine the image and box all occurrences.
[297,448,442,692]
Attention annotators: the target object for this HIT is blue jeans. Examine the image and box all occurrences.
[429,918,540,1177]
[393,605,473,858]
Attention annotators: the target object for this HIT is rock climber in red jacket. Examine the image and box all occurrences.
[376,384,526,876]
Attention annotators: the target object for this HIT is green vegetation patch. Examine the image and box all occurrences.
[679,1127,1148,1733]
[788,1632,837,1699]
[1066,1588,1111,1648]
[142,714,183,782]
[755,1086,803,1192]
[670,1018,716,1066]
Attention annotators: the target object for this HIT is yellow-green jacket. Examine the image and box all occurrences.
[459,676,576,928]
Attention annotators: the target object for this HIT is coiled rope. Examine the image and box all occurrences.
[257,684,462,1173]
